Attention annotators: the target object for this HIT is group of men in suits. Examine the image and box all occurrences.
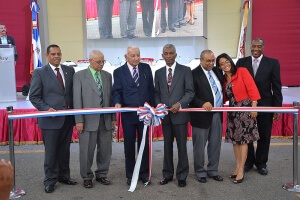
[29,38,282,193]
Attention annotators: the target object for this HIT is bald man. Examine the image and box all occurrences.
[73,50,115,188]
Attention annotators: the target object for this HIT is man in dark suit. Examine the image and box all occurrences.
[112,46,154,185]
[29,44,77,193]
[154,44,194,187]
[189,50,224,183]
[0,23,18,61]
[236,38,283,175]
[96,0,114,39]
[140,0,154,37]
[73,50,115,188]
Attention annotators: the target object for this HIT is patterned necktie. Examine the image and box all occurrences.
[167,68,172,92]
[133,67,139,87]
[95,72,103,106]
[208,71,222,107]
[55,68,64,90]
[253,59,259,77]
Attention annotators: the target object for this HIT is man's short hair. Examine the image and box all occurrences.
[47,44,60,54]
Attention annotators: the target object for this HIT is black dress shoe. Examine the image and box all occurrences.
[197,177,207,183]
[58,178,77,185]
[178,180,186,187]
[127,179,132,186]
[44,185,54,193]
[169,28,176,32]
[229,174,237,179]
[175,24,181,28]
[209,175,223,181]
[83,180,93,188]
[96,177,111,185]
[258,167,268,175]
[159,177,172,185]
[244,165,253,172]
[161,28,166,33]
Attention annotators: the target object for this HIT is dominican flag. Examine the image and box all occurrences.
[30,0,43,74]
[237,0,250,58]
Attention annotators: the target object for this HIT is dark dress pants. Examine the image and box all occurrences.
[122,121,149,180]
[96,0,114,38]
[161,0,174,29]
[42,116,73,186]
[141,0,154,36]
[246,113,273,169]
[162,115,189,181]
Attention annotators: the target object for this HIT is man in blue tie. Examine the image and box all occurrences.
[112,46,154,185]
[189,50,224,183]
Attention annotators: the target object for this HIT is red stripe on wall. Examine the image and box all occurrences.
[252,0,300,86]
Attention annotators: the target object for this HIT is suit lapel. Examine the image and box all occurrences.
[85,68,101,96]
[169,63,182,94]
[123,63,136,86]
[46,64,64,93]
[197,66,212,92]
[101,71,108,100]
[255,56,267,78]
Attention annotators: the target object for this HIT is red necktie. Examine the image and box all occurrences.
[55,68,65,90]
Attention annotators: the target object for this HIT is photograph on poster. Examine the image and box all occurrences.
[85,0,204,39]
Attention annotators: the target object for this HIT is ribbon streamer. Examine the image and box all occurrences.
[128,103,168,192]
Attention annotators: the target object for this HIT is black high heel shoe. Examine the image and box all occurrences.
[233,174,244,184]
[229,174,237,179]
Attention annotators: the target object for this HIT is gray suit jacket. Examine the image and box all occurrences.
[29,64,75,129]
[73,68,115,131]
[154,63,194,125]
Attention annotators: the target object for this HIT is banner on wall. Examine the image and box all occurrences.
[237,0,250,58]
[30,0,43,74]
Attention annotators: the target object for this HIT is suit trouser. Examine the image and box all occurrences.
[96,0,114,38]
[122,121,149,179]
[119,0,137,37]
[140,0,154,35]
[162,115,189,181]
[79,115,112,180]
[161,0,174,29]
[192,113,222,178]
[42,116,73,186]
[173,0,185,24]
[246,113,273,169]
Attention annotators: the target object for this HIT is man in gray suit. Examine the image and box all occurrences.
[189,50,224,183]
[119,0,137,39]
[73,50,115,188]
[154,44,194,187]
[29,44,76,193]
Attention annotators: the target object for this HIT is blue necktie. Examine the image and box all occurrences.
[95,72,103,106]
[208,71,222,107]
[133,67,139,87]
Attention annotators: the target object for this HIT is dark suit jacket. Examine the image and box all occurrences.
[73,68,115,131]
[189,65,223,129]
[154,63,194,125]
[236,56,282,107]
[0,35,18,61]
[112,62,154,124]
[29,64,75,129]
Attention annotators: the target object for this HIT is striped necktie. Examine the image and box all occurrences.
[208,71,222,107]
[133,67,139,87]
[95,72,103,106]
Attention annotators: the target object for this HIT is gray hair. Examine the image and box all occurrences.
[162,44,176,53]
[200,50,214,59]
[89,50,103,59]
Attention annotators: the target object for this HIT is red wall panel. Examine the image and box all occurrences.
[252,0,300,86]
[0,0,32,91]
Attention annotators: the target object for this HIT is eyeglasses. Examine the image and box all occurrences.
[92,59,106,65]
[204,59,215,63]
[219,60,230,67]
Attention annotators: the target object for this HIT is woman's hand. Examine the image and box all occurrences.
[250,112,257,120]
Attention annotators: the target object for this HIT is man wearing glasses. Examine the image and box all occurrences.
[73,50,115,188]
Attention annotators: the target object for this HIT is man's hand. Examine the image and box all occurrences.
[202,102,213,111]
[48,107,56,112]
[273,113,280,121]
[76,123,84,134]
[0,159,14,200]
[115,103,121,108]
[170,102,180,113]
